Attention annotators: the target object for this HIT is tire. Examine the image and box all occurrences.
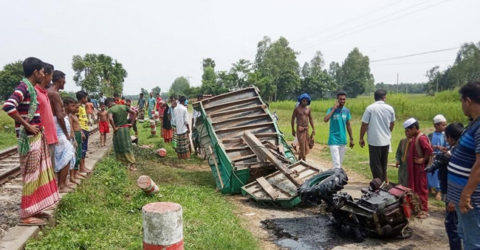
[298,168,348,204]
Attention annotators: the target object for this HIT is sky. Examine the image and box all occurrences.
[1,0,479,95]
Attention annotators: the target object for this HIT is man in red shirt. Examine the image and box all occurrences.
[35,63,58,167]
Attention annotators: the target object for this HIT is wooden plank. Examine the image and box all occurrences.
[215,122,273,134]
[212,113,269,125]
[256,177,280,200]
[210,105,265,118]
[205,96,260,111]
[230,154,257,162]
[243,131,302,187]
[208,146,224,189]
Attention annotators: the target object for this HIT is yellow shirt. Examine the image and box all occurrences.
[78,105,89,131]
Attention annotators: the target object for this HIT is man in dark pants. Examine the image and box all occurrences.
[359,89,395,182]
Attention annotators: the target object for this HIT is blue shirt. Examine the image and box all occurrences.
[326,107,351,145]
[431,131,448,155]
[148,97,156,110]
[447,119,480,207]
[138,98,146,109]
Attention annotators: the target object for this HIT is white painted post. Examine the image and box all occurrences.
[142,202,183,250]
[137,175,159,195]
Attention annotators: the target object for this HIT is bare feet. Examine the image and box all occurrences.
[59,187,72,193]
[128,164,137,171]
[70,178,80,185]
[19,217,46,226]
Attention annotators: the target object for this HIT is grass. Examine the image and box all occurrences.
[0,111,16,150]
[26,120,258,250]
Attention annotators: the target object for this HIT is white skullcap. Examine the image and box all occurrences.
[403,118,417,129]
[433,114,447,124]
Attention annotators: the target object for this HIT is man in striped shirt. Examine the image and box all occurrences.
[2,57,59,225]
[447,81,480,250]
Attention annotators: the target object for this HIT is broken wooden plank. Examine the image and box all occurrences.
[230,154,257,162]
[243,131,302,187]
[256,177,280,200]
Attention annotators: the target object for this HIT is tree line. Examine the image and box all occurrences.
[171,36,376,100]
[425,42,480,95]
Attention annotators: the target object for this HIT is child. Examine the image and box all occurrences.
[126,99,138,137]
[97,103,110,147]
[65,99,84,183]
[426,122,463,250]
[55,98,77,193]
[428,114,448,200]
[395,130,412,187]
[85,98,94,125]
[76,91,91,175]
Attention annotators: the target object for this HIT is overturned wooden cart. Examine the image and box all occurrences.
[192,87,324,207]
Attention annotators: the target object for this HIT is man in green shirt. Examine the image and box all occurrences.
[323,91,354,168]
[105,97,137,170]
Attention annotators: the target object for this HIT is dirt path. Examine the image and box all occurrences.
[228,144,450,250]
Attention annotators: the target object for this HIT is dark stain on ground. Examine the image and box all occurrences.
[262,215,357,250]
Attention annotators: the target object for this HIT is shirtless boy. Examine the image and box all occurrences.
[64,99,83,184]
[291,93,315,161]
[97,103,109,147]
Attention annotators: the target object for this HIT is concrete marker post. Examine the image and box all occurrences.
[142,202,183,250]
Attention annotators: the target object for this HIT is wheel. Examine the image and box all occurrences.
[298,168,348,204]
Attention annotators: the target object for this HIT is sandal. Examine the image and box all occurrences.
[19,217,46,226]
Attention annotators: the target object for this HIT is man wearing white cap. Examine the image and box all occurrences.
[428,114,448,200]
[404,117,433,219]
[359,89,395,182]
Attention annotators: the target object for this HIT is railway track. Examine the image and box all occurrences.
[0,128,99,185]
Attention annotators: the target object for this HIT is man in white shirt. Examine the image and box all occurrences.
[359,89,395,182]
[173,96,190,159]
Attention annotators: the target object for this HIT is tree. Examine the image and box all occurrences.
[151,86,161,96]
[301,62,310,79]
[310,51,325,76]
[201,66,219,95]
[0,61,23,100]
[140,88,149,96]
[169,77,190,97]
[72,54,127,96]
[338,48,374,97]
[256,37,300,100]
[230,59,252,89]
[299,52,335,99]
[254,36,271,70]
[202,58,216,69]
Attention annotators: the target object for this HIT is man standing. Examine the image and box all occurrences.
[173,96,190,159]
[105,98,137,170]
[147,92,156,120]
[291,93,315,161]
[359,89,395,182]
[35,63,58,170]
[2,57,59,225]
[404,118,433,219]
[324,91,354,168]
[137,92,146,123]
[447,81,480,249]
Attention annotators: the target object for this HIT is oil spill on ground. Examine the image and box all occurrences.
[262,215,356,250]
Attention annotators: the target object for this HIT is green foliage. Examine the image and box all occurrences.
[299,51,336,99]
[426,42,480,94]
[72,54,127,96]
[0,111,16,150]
[151,86,161,96]
[338,48,374,97]
[256,37,300,100]
[27,124,258,249]
[0,60,23,100]
[169,77,190,97]
[375,82,426,94]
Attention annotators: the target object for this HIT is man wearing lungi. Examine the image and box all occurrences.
[291,93,315,161]
[105,98,137,170]
[173,96,190,159]
[2,57,59,225]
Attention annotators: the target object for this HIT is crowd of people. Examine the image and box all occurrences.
[1,57,190,226]
[291,87,480,249]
